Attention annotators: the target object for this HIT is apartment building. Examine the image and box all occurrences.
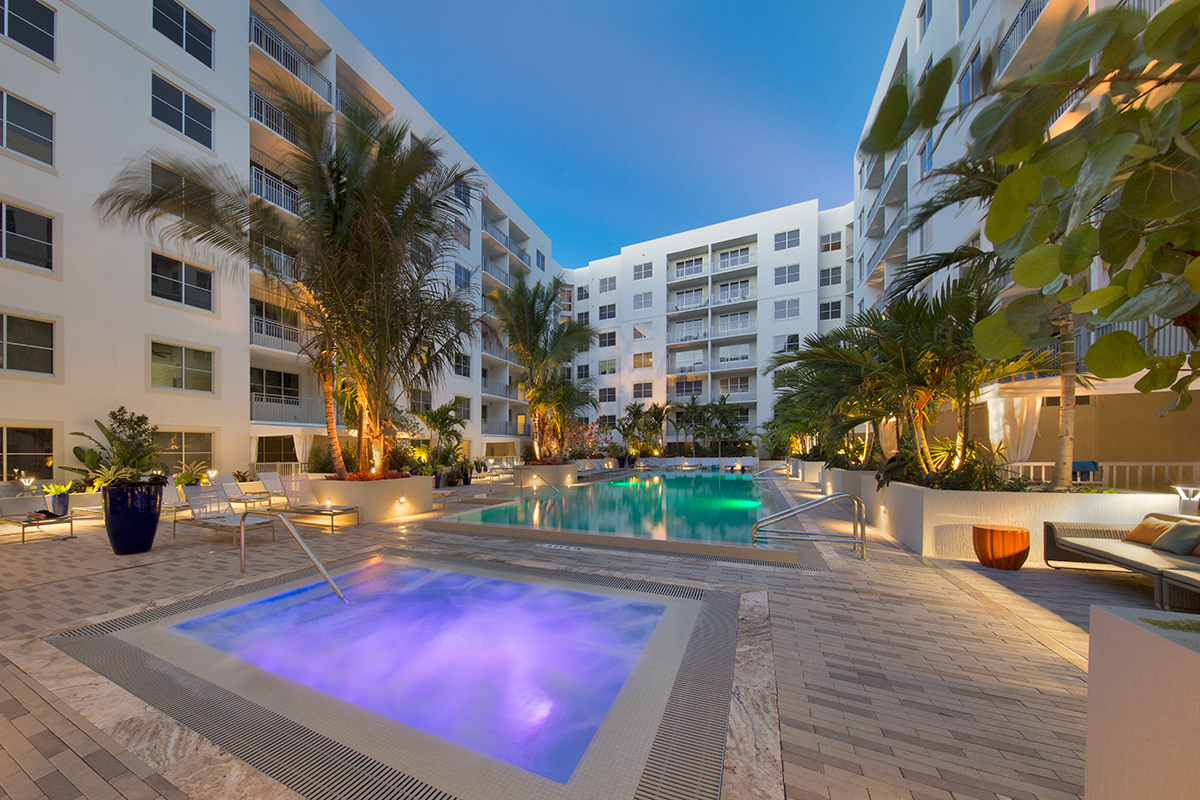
[565,201,853,442]
[851,0,1200,466]
[0,0,566,481]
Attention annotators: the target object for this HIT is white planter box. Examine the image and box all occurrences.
[876,482,1179,560]
[309,475,433,521]
[513,464,578,488]
[67,493,103,513]
[1086,606,1200,800]
[801,461,825,482]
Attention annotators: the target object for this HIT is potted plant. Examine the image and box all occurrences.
[175,460,208,487]
[41,482,73,517]
[66,408,168,555]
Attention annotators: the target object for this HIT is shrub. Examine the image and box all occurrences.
[327,470,412,481]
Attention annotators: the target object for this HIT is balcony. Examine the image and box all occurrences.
[250,317,309,354]
[667,328,707,345]
[868,205,907,271]
[249,89,299,146]
[481,339,518,363]
[250,16,332,103]
[712,287,757,308]
[866,142,907,229]
[480,377,513,398]
[251,393,337,426]
[336,87,384,122]
[481,257,514,288]
[482,421,532,437]
[712,356,756,371]
[996,0,1088,81]
[481,218,532,267]
[668,294,708,313]
[711,321,757,339]
[251,162,302,215]
[712,255,757,276]
[668,261,707,282]
[668,362,707,375]
[254,244,299,282]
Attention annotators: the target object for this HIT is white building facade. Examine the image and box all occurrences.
[0,0,567,480]
[565,201,853,445]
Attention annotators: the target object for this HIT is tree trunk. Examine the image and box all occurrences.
[1049,316,1076,492]
[355,405,366,473]
[912,414,936,477]
[320,368,348,478]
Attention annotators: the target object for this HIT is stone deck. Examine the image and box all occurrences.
[0,479,1162,799]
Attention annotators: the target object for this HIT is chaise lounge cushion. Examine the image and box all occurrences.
[1151,522,1200,555]
[1126,514,1181,545]
[1058,537,1200,575]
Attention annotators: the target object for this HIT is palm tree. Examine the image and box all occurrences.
[95,82,477,475]
[488,275,594,459]
[418,399,467,452]
[706,395,745,458]
[616,402,647,456]
[645,402,669,453]
[540,374,599,458]
[671,396,708,456]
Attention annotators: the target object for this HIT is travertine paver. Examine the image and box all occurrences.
[0,478,1164,799]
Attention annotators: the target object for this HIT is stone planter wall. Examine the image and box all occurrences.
[801,461,825,483]
[67,493,103,514]
[876,481,1179,561]
[513,464,579,489]
[309,475,433,521]
[1086,606,1200,800]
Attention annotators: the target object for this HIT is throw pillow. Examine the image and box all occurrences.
[1151,523,1200,555]
[1126,515,1179,545]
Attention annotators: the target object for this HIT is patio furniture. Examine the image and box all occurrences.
[181,485,275,541]
[702,458,719,471]
[0,497,73,542]
[1072,460,1102,484]
[279,474,359,533]
[972,524,1030,570]
[433,489,460,508]
[161,484,191,536]
[254,471,291,505]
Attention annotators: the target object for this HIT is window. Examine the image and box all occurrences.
[820,301,842,321]
[577,311,589,324]
[151,253,213,310]
[454,262,471,290]
[157,431,215,471]
[598,331,616,347]
[675,287,704,309]
[959,48,982,107]
[716,280,749,303]
[919,135,934,176]
[410,389,432,413]
[577,285,589,300]
[717,344,750,365]
[916,219,931,253]
[718,247,750,270]
[820,232,842,252]
[633,352,652,369]
[598,387,615,403]
[2,90,53,164]
[773,333,801,353]
[455,396,470,421]
[918,0,932,38]
[633,291,652,310]
[454,352,471,377]
[633,261,652,280]
[719,376,749,395]
[774,299,800,320]
[774,264,800,285]
[599,276,616,293]
[250,367,298,400]
[599,359,616,375]
[674,256,703,277]
[599,303,616,321]
[633,323,652,339]
[1,426,51,480]
[152,0,212,68]
[959,0,976,31]
[152,162,209,222]
[819,265,842,287]
[0,312,51,373]
[674,320,703,341]
[2,202,51,269]
[717,311,749,332]
[576,364,589,380]
[774,229,799,250]
[152,341,212,391]
[536,250,545,271]
[736,407,750,424]
[633,382,653,399]
[450,180,471,209]
[452,220,470,249]
[674,380,703,398]
[250,297,298,327]
[3,0,54,60]
[151,74,212,148]
[597,414,616,429]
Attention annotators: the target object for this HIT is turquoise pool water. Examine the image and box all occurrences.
[455,472,773,544]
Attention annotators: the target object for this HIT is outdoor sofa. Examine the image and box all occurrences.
[1045,513,1200,611]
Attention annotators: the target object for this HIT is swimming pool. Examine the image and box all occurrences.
[452,472,776,545]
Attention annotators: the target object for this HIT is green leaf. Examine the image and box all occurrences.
[1036,135,1088,187]
[1135,354,1186,392]
[1005,294,1052,337]
[1013,244,1062,288]
[1157,277,1200,317]
[1059,224,1099,275]
[1120,146,1200,220]
[986,163,1043,242]
[1107,283,1184,324]
[1070,133,1139,231]
[1058,284,1086,302]
[995,204,1060,260]
[1045,17,1118,73]
[972,87,1061,162]
[1150,99,1183,153]
[1072,284,1126,313]
[1098,205,1143,264]
[1186,256,1200,292]
[914,57,955,129]
[1084,330,1148,377]
[1144,0,1200,62]
[862,83,909,154]
[1128,252,1149,297]
[974,311,1025,360]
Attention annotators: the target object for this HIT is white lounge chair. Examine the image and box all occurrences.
[702,457,719,471]
[181,484,274,541]
[666,457,683,471]
[254,471,290,505]
[279,474,359,533]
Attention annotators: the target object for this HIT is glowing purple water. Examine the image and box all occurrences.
[172,561,664,783]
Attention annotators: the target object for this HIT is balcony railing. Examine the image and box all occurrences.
[669,261,707,281]
[481,257,514,288]
[482,421,532,437]
[336,87,384,122]
[868,205,907,270]
[255,244,299,281]
[866,142,906,227]
[480,377,513,398]
[711,321,757,338]
[667,328,707,345]
[250,317,309,354]
[712,255,757,275]
[251,163,302,215]
[250,17,332,103]
[714,356,756,370]
[481,218,532,266]
[481,339,518,363]
[249,90,300,146]
[668,362,707,375]
[712,287,757,307]
[669,294,708,313]
[251,393,338,426]
[996,0,1049,76]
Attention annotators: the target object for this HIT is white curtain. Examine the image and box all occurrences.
[879,418,900,458]
[249,436,259,468]
[987,397,1042,462]
[292,434,315,470]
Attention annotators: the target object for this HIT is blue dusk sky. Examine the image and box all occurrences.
[323,0,902,268]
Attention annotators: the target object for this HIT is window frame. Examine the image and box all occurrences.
[157,430,215,471]
[774,263,800,285]
[719,375,749,395]
[633,352,652,369]
[453,351,471,378]
[633,291,652,310]
[1,90,54,165]
[633,261,652,280]
[152,0,213,68]
[599,276,616,293]
[1,200,52,271]
[632,382,653,399]
[819,301,842,321]
[819,265,842,287]
[3,0,55,61]
[598,358,616,375]
[774,229,800,251]
[577,285,590,300]
[597,331,616,347]
[1,425,53,481]
[150,252,214,311]
[774,298,800,320]
[151,340,214,393]
[150,73,213,148]
[819,232,842,252]
[597,387,616,403]
[598,303,616,321]
[0,311,53,374]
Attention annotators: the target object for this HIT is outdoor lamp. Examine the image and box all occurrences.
[19,476,33,488]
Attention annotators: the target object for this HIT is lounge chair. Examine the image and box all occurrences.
[680,458,699,470]
[743,456,758,472]
[160,481,191,535]
[181,485,275,541]
[253,471,290,505]
[666,457,683,471]
[0,496,73,542]
[702,457,719,471]
[279,474,359,533]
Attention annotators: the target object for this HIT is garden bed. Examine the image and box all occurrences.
[512,463,578,488]
[309,475,433,520]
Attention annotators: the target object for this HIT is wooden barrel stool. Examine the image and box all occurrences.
[972,524,1030,570]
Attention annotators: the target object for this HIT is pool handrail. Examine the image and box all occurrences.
[238,509,348,602]
[751,492,867,560]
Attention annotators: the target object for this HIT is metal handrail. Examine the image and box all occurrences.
[521,466,563,494]
[751,492,867,560]
[238,510,347,602]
